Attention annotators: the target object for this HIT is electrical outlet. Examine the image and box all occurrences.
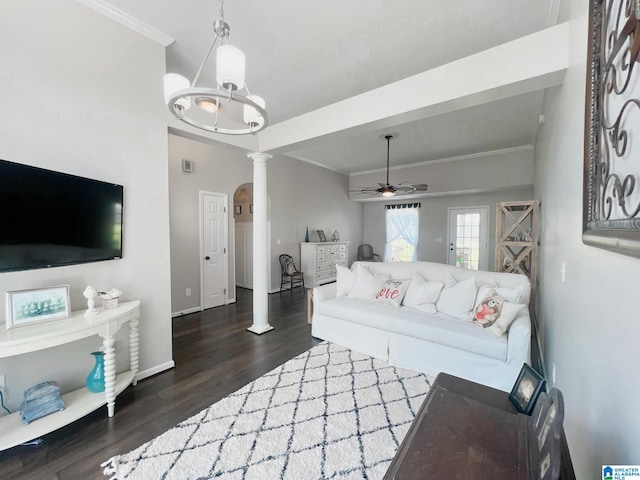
[186,288,191,297]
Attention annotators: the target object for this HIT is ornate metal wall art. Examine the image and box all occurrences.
[584,0,640,257]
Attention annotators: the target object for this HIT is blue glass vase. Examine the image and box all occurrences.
[305,227,309,242]
[86,351,105,393]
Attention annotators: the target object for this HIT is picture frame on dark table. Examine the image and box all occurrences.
[509,363,546,415]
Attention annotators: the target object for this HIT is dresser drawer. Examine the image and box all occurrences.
[338,244,347,252]
[316,270,334,281]
[316,246,326,254]
[338,252,347,259]
[316,253,326,263]
[316,261,332,272]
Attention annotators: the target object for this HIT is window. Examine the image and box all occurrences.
[384,204,420,262]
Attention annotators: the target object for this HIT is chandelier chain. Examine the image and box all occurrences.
[219,0,225,21]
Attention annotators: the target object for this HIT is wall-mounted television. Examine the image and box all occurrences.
[0,159,123,272]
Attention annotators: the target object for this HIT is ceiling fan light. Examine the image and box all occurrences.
[196,97,218,113]
[163,73,191,109]
[244,95,265,127]
[216,44,245,91]
[382,190,395,197]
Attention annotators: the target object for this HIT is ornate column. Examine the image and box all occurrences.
[247,152,274,334]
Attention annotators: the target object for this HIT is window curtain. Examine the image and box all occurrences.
[384,203,420,261]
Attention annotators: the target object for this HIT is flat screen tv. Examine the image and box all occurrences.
[0,159,123,272]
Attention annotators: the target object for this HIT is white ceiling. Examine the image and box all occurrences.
[99,0,559,174]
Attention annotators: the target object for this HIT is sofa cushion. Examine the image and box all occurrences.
[336,264,356,297]
[316,297,508,361]
[348,265,389,300]
[436,277,476,319]
[374,279,410,307]
[402,272,443,314]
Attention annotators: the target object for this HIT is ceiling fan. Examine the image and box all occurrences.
[352,134,429,197]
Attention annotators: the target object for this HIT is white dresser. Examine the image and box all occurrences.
[300,241,350,288]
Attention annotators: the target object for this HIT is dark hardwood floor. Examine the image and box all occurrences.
[0,287,318,480]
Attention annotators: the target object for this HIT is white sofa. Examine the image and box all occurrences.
[311,261,532,392]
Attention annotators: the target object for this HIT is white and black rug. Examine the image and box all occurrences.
[102,342,432,479]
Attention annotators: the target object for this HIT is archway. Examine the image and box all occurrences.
[234,183,254,289]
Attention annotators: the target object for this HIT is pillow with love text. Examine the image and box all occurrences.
[374,279,411,307]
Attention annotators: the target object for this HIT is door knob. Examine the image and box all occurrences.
[205,256,210,260]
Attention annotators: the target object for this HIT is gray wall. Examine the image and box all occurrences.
[363,188,534,269]
[168,134,252,314]
[268,155,364,276]
[534,1,640,477]
[0,1,172,410]
[169,135,364,314]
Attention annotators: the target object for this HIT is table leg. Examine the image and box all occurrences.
[307,289,313,324]
[102,335,116,417]
[129,317,139,386]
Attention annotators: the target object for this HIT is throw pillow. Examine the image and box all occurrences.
[486,302,525,337]
[474,280,523,310]
[335,264,356,297]
[472,289,525,337]
[403,272,444,311]
[472,289,505,326]
[436,277,476,318]
[348,265,390,300]
[374,279,411,307]
[442,272,457,288]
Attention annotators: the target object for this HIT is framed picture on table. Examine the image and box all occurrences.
[5,285,71,329]
[509,363,546,415]
[317,230,327,242]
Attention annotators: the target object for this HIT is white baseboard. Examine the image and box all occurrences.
[135,361,175,382]
[171,306,201,318]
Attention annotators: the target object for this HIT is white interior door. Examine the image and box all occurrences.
[448,206,489,271]
[200,191,228,309]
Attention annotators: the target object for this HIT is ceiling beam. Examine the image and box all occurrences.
[258,22,569,155]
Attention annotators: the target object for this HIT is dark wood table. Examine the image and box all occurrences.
[384,373,575,480]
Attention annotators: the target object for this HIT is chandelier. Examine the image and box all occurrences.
[163,0,268,135]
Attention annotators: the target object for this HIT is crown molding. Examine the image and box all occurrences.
[76,0,175,47]
[284,153,348,175]
[350,145,534,177]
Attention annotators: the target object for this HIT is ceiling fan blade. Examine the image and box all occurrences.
[394,185,416,192]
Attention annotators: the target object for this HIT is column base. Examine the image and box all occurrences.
[247,324,275,335]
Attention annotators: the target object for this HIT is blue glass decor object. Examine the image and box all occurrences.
[86,351,105,393]
[305,227,309,242]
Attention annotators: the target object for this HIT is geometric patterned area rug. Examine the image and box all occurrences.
[102,341,432,479]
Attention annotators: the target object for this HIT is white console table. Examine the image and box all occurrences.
[0,300,140,451]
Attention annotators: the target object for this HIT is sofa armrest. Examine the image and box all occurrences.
[313,283,337,304]
[506,312,531,366]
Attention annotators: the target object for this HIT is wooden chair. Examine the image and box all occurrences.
[279,254,305,294]
[357,244,380,261]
